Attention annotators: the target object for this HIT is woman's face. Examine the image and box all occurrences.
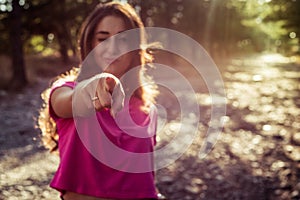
[92,15,134,78]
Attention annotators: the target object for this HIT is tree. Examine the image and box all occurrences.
[9,0,27,89]
[268,0,300,54]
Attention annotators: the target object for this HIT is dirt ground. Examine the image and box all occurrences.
[0,54,300,200]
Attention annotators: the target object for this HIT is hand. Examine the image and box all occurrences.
[93,73,125,117]
[73,73,125,117]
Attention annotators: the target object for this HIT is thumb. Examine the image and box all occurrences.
[105,77,116,94]
[110,80,125,118]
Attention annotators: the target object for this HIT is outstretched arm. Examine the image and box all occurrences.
[50,73,124,118]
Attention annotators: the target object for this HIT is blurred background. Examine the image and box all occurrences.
[0,0,299,200]
[0,0,299,88]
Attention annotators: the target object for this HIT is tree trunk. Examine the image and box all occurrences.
[203,0,218,55]
[56,0,70,64]
[57,32,70,64]
[9,0,27,90]
[139,0,149,26]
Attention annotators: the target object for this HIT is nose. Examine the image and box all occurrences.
[106,37,119,56]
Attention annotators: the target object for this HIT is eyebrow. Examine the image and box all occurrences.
[96,30,126,35]
[96,31,109,35]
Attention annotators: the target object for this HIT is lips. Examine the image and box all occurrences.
[104,57,118,64]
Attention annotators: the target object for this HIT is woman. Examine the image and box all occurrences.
[38,2,160,200]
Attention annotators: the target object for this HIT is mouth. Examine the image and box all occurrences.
[103,57,118,65]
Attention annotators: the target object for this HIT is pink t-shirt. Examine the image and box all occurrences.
[49,81,158,199]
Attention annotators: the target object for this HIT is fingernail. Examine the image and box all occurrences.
[106,77,113,82]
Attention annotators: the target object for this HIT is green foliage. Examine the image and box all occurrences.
[0,0,113,58]
[24,35,56,55]
[29,35,45,52]
[231,0,300,54]
[0,0,299,60]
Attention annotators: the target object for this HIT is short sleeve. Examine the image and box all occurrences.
[49,81,76,120]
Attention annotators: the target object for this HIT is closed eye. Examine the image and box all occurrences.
[98,38,108,42]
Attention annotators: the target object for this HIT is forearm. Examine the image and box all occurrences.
[51,86,74,118]
[50,73,124,118]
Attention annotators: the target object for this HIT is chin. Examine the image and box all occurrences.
[103,70,119,78]
[105,65,127,77]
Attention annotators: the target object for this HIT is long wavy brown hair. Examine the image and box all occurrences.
[37,2,158,152]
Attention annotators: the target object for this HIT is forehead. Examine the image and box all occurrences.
[95,15,127,35]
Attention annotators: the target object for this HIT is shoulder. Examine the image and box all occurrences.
[52,80,76,90]
[51,67,79,90]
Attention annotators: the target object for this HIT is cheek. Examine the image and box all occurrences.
[120,53,132,64]
[92,44,106,68]
[93,42,105,56]
[107,54,134,76]
[119,53,136,70]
